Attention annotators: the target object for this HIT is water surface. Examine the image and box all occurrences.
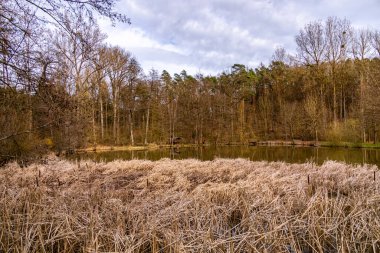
[70,146,380,166]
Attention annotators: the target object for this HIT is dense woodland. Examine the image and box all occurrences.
[1,0,380,163]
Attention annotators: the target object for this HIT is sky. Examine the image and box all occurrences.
[98,0,380,76]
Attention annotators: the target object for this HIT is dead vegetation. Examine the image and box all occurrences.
[0,157,380,252]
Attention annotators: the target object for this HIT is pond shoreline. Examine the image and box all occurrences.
[77,141,380,154]
[70,143,380,166]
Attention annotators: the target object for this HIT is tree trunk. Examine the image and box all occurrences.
[27,98,33,141]
[200,119,203,145]
[315,129,318,143]
[290,124,294,141]
[100,96,104,140]
[360,72,366,142]
[332,64,337,126]
[113,99,117,145]
[343,91,346,120]
[374,123,377,144]
[92,103,96,147]
[129,110,134,146]
[144,108,150,145]
[117,106,120,145]
[170,100,177,146]
[230,103,234,143]
[195,118,199,144]
[105,99,108,138]
[113,86,118,145]
[168,103,173,145]
[333,78,337,124]
[340,83,344,120]
[239,99,245,143]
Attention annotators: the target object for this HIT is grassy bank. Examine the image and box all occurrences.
[254,140,380,148]
[78,144,160,152]
[320,141,380,149]
[1,158,379,252]
[78,143,207,153]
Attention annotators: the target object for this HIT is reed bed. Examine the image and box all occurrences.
[0,157,379,252]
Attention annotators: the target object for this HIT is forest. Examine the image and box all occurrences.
[1,0,380,164]
[3,1,380,252]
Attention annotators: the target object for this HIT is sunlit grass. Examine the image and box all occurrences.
[1,157,379,252]
[320,141,380,149]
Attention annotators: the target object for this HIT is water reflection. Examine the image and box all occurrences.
[69,146,380,167]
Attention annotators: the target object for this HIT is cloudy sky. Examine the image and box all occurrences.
[98,0,380,75]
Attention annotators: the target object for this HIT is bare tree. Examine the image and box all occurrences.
[372,30,380,57]
[144,69,159,145]
[352,29,373,60]
[54,12,105,94]
[352,29,372,141]
[124,58,141,146]
[295,20,327,125]
[161,70,178,145]
[296,21,326,66]
[325,17,351,123]
[1,0,128,90]
[104,46,130,145]
[0,0,128,162]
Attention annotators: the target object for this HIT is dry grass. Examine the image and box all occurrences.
[0,157,379,252]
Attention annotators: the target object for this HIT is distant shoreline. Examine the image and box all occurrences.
[76,141,380,153]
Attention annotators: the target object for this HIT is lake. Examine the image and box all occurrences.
[70,146,380,166]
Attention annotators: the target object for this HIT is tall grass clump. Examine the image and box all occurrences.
[1,157,379,252]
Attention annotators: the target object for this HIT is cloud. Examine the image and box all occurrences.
[98,0,380,76]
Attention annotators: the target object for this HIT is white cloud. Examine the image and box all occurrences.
[98,19,192,74]
[99,22,183,55]
[98,0,380,76]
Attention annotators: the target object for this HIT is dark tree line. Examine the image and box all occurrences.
[1,4,380,163]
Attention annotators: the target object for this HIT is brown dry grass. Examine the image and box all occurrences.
[0,157,379,252]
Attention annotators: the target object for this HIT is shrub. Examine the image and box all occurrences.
[325,119,361,143]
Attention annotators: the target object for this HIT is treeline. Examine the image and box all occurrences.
[1,1,380,162]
